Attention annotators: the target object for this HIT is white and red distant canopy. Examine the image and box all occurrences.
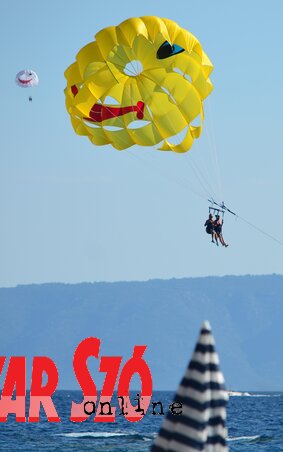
[15,70,39,88]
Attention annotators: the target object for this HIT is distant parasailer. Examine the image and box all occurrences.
[15,70,39,101]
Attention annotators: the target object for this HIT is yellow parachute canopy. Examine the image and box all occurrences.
[64,16,213,153]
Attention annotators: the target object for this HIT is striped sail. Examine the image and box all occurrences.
[151,321,229,452]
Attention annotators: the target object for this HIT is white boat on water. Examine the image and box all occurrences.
[227,390,251,397]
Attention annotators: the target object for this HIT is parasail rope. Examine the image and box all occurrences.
[236,214,283,246]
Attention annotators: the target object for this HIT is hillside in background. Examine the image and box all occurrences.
[0,274,282,391]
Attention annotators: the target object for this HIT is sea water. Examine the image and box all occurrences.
[0,391,282,451]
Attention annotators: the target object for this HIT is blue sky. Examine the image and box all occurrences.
[1,1,283,287]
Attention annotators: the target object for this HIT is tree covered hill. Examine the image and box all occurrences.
[0,274,282,391]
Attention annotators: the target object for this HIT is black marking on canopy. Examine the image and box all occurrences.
[157,41,185,59]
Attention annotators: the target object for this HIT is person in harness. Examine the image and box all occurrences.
[214,215,229,247]
[204,213,218,245]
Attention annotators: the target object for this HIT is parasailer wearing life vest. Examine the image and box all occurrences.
[204,213,218,245]
[214,215,228,247]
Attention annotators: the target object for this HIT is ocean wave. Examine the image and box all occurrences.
[58,431,151,440]
[228,435,260,442]
[60,432,125,438]
[250,394,282,397]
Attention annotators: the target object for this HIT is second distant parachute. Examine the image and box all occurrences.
[15,69,39,101]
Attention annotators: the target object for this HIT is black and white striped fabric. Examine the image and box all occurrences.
[151,321,228,451]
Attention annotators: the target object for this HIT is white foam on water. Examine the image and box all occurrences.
[59,432,129,438]
[250,393,281,397]
[228,435,260,442]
